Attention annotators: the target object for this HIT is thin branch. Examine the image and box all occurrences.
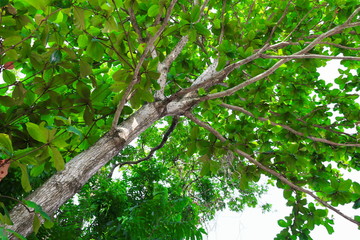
[0,195,33,213]
[260,54,360,61]
[267,41,360,51]
[127,5,144,43]
[245,0,256,24]
[108,116,179,177]
[111,0,178,129]
[283,3,327,42]
[185,111,360,227]
[265,0,291,45]
[220,103,360,147]
[154,35,189,100]
[202,13,360,101]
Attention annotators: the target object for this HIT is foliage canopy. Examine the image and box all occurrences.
[0,0,360,239]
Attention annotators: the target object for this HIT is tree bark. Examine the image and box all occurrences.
[6,98,196,238]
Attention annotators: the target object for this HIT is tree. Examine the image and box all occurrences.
[0,0,360,238]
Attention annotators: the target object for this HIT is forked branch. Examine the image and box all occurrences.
[109,116,179,177]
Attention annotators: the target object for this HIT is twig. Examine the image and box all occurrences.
[267,41,360,51]
[260,54,360,61]
[184,111,360,227]
[0,195,33,214]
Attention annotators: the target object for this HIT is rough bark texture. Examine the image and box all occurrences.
[6,98,197,238]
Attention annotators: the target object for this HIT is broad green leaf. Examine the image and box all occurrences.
[74,7,85,30]
[12,162,32,192]
[147,4,159,17]
[23,0,49,10]
[0,96,15,107]
[43,219,54,229]
[50,146,65,171]
[190,5,200,22]
[26,122,47,143]
[30,164,45,177]
[194,23,210,36]
[86,39,105,61]
[76,81,90,99]
[2,70,16,84]
[83,106,93,125]
[77,34,89,48]
[33,214,41,234]
[278,219,289,227]
[80,60,93,77]
[0,133,13,154]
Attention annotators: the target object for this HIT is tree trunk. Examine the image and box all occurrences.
[6,99,195,238]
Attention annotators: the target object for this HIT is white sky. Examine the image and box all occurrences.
[204,60,360,239]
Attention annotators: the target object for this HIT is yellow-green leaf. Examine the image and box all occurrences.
[12,162,32,192]
[33,214,41,234]
[50,146,65,171]
[26,122,47,143]
[148,4,159,17]
[0,133,13,154]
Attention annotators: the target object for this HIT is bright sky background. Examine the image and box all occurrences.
[203,60,360,239]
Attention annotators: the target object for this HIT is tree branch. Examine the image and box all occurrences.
[109,116,179,177]
[111,0,178,129]
[220,103,360,147]
[201,13,360,101]
[267,41,360,51]
[154,36,189,100]
[184,111,360,227]
[260,54,360,61]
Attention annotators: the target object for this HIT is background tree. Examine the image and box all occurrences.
[0,0,360,239]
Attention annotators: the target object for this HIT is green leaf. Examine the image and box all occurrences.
[148,4,159,17]
[190,5,200,22]
[0,96,15,107]
[353,198,360,209]
[77,34,89,48]
[79,60,92,78]
[43,219,54,229]
[86,39,105,61]
[194,22,210,36]
[23,0,48,10]
[12,162,32,192]
[50,146,65,171]
[30,164,45,177]
[83,106,93,125]
[2,70,16,84]
[33,214,41,235]
[247,30,256,40]
[74,6,85,30]
[26,122,47,143]
[76,81,90,99]
[278,219,289,227]
[0,133,13,154]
